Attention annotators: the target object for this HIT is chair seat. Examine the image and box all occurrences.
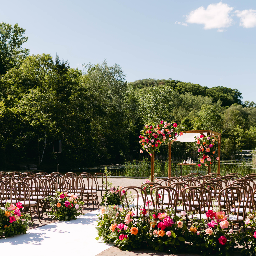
[5,199,38,206]
[229,215,244,221]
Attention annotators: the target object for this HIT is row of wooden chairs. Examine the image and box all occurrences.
[0,171,109,222]
[120,174,256,228]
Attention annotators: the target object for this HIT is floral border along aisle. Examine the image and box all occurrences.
[96,207,256,256]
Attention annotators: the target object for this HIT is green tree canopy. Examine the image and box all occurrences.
[0,22,29,75]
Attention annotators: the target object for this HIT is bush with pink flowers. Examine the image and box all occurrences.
[46,191,84,221]
[96,206,256,255]
[0,202,31,238]
[100,186,126,206]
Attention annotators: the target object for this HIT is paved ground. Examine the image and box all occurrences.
[0,210,111,256]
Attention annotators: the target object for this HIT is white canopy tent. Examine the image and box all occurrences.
[176,132,208,143]
[167,130,221,178]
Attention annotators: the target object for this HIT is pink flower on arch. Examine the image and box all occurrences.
[253,231,256,238]
[173,123,177,128]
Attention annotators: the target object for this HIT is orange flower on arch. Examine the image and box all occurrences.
[57,203,61,208]
[130,227,138,235]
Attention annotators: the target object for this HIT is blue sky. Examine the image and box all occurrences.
[1,0,256,103]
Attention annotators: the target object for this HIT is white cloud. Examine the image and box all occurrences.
[186,2,233,30]
[235,9,256,28]
[175,21,188,26]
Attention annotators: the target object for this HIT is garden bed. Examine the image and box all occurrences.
[96,206,256,256]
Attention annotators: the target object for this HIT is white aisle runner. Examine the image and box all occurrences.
[0,210,111,256]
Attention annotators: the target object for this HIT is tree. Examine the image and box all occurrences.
[191,101,223,132]
[206,86,243,107]
[81,61,129,164]
[0,23,29,75]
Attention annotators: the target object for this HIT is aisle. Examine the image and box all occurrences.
[0,210,111,256]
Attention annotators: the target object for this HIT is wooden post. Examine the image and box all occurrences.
[168,142,172,178]
[208,164,211,174]
[218,134,221,176]
[151,152,155,182]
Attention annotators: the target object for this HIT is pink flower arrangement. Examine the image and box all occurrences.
[195,134,217,166]
[139,121,182,155]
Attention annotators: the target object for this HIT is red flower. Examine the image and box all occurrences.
[141,208,147,215]
[173,123,177,128]
[157,221,166,230]
[218,236,227,245]
[206,210,216,219]
[16,202,23,209]
[9,216,16,223]
[60,194,65,199]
